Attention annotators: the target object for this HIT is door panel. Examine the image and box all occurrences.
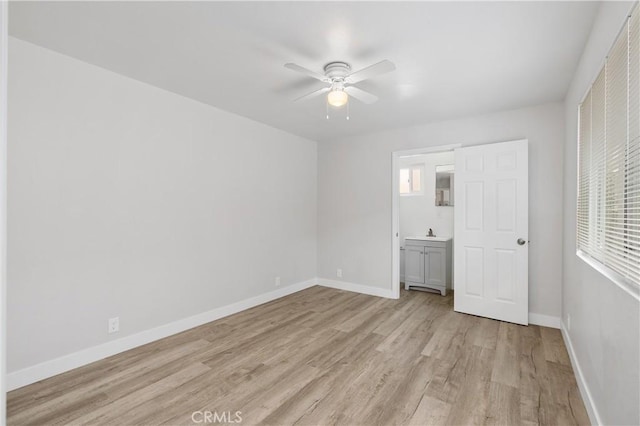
[404,245,425,284]
[496,249,516,301]
[454,139,528,325]
[425,248,446,287]
[465,182,484,230]
[464,247,484,297]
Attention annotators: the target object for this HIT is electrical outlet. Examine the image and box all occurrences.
[567,314,571,331]
[337,268,342,278]
[275,276,281,287]
[108,317,119,334]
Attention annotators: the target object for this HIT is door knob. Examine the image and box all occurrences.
[517,238,526,246]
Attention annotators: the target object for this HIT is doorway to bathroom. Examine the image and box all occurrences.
[391,144,459,300]
[392,140,529,325]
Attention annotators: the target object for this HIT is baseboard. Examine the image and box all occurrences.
[561,323,601,426]
[7,278,317,391]
[317,278,395,299]
[528,312,562,329]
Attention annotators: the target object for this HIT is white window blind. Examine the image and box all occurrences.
[577,5,640,287]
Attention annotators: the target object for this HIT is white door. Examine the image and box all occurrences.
[454,139,528,325]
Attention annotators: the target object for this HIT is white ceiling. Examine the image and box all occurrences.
[9,1,599,142]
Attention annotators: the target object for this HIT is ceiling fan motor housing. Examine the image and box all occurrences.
[324,62,351,80]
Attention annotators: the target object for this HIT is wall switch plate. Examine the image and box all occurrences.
[275,276,281,287]
[108,317,119,334]
[337,268,342,278]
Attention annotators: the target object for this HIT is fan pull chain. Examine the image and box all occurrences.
[326,98,329,120]
[346,97,350,120]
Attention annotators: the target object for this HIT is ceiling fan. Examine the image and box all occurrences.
[284,60,396,107]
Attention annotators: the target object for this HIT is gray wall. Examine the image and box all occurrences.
[562,2,640,425]
[318,102,565,319]
[7,38,318,372]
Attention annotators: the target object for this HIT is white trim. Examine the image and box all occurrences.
[317,278,395,299]
[392,152,400,299]
[0,1,7,422]
[561,323,602,426]
[391,143,461,301]
[528,313,561,329]
[7,278,317,391]
[394,144,461,158]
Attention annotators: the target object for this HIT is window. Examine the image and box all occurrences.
[399,165,423,195]
[577,5,640,288]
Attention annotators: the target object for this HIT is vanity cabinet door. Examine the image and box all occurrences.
[425,247,446,288]
[404,244,425,284]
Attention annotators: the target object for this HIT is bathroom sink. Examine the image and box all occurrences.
[405,236,452,242]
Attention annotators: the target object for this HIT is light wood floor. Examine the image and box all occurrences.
[7,286,589,426]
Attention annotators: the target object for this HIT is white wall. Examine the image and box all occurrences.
[399,152,455,245]
[7,38,317,374]
[318,102,565,320]
[562,2,640,425]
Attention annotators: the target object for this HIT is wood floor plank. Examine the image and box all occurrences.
[471,317,500,349]
[519,325,547,425]
[486,381,521,426]
[491,321,521,389]
[8,339,211,425]
[407,395,451,426]
[420,310,463,358]
[258,334,386,425]
[540,326,572,366]
[364,355,437,425]
[545,361,591,425]
[333,297,388,333]
[441,345,495,425]
[7,287,589,426]
[71,363,211,425]
[372,291,426,336]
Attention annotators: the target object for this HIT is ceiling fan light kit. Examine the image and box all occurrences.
[327,89,348,107]
[284,59,396,120]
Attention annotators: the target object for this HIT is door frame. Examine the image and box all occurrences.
[391,144,460,299]
[1,0,8,421]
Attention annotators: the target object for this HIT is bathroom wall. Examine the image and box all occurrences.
[398,152,455,245]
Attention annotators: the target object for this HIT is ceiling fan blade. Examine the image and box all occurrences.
[294,86,330,102]
[345,86,378,104]
[284,63,328,82]
[346,60,396,84]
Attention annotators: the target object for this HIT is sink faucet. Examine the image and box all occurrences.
[428,228,435,237]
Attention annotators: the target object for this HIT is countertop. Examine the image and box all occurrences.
[405,236,452,242]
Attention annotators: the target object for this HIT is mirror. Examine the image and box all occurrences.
[435,164,454,206]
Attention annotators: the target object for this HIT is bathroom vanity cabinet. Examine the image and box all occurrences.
[404,237,452,295]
